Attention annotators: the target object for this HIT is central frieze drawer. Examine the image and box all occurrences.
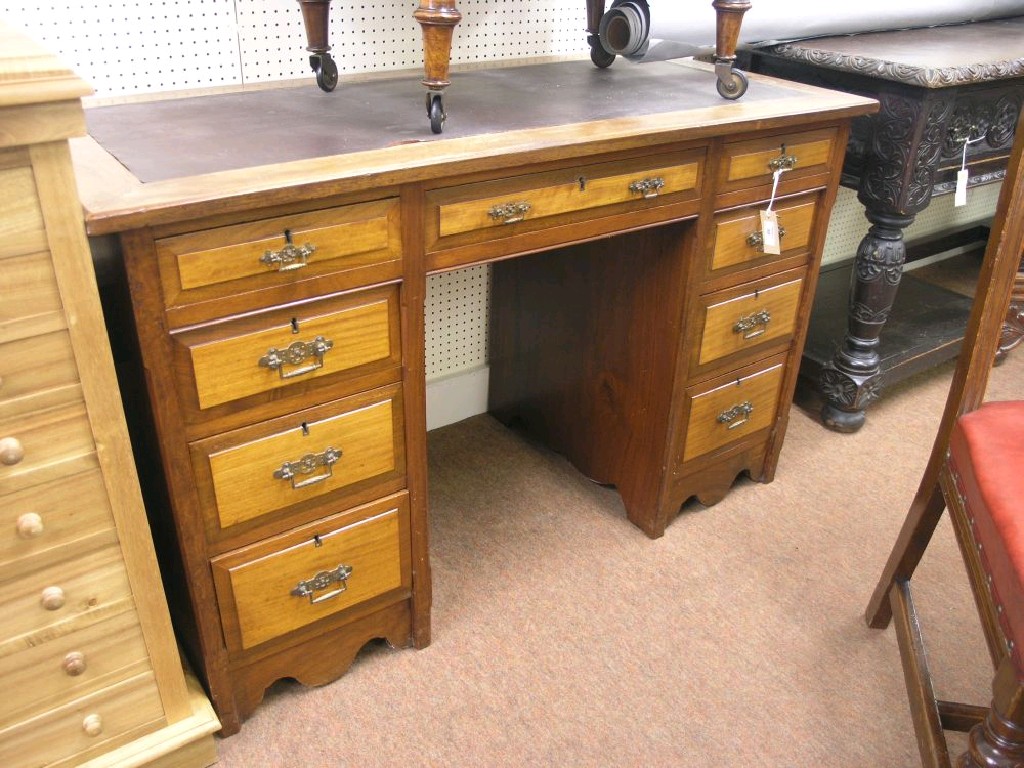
[155,198,401,309]
[426,150,703,250]
[191,384,405,537]
[211,492,410,652]
[693,273,805,371]
[173,285,401,413]
[679,362,785,464]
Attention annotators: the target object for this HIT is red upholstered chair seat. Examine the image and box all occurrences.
[949,400,1024,677]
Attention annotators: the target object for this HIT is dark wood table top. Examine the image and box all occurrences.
[758,16,1024,88]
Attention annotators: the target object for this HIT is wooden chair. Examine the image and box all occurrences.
[865,109,1024,767]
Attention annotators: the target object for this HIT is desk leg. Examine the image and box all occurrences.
[818,91,954,432]
[414,0,462,134]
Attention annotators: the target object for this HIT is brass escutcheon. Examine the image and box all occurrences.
[628,177,665,199]
[768,153,797,172]
[291,563,353,604]
[733,309,772,339]
[717,400,754,430]
[746,225,787,252]
[260,242,316,271]
[259,336,334,379]
[273,446,342,489]
[488,201,532,224]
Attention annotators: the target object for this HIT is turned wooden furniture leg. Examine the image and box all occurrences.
[960,658,1024,768]
[995,255,1024,363]
[712,0,751,99]
[585,0,614,68]
[414,0,462,134]
[295,0,338,92]
[295,0,461,134]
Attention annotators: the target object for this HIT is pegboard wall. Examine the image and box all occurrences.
[0,1,589,97]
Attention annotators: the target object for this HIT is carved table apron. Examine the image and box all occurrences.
[751,17,1024,432]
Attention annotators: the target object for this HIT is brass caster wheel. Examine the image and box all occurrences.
[589,36,615,68]
[310,53,338,92]
[716,68,749,100]
[427,93,445,134]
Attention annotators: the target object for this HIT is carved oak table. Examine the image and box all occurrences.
[751,18,1024,432]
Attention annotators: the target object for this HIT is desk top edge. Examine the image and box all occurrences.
[74,61,876,236]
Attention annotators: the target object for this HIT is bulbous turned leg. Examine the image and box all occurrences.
[819,211,914,433]
[295,0,338,92]
[712,0,751,99]
[414,0,462,134]
[958,704,1024,767]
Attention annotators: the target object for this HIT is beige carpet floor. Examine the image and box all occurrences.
[212,320,1022,767]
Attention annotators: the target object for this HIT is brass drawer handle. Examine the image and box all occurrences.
[717,401,754,430]
[259,336,334,379]
[628,177,665,199]
[768,153,798,172]
[733,309,772,339]
[260,241,316,272]
[746,225,786,252]
[273,446,342,489]
[291,563,353,604]
[488,201,532,224]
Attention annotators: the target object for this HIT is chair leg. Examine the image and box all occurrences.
[958,658,1024,768]
[867,482,947,628]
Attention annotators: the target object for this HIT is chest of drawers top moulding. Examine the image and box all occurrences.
[72,68,876,236]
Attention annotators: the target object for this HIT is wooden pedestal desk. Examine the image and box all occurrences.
[0,22,220,768]
[72,60,875,734]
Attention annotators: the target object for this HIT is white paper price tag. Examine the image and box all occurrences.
[759,209,782,255]
[954,168,969,207]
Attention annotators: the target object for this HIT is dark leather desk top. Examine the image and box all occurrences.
[86,59,801,183]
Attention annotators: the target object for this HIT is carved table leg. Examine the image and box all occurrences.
[414,0,462,134]
[712,0,751,99]
[818,91,955,432]
[820,211,914,432]
[995,253,1024,364]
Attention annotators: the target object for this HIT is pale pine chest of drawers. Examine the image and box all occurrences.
[0,22,219,768]
[71,59,877,733]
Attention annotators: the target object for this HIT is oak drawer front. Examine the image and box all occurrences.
[1,469,116,572]
[194,386,404,534]
[680,363,785,463]
[0,609,149,725]
[0,543,133,646]
[156,198,401,306]
[0,671,164,768]
[427,151,703,247]
[695,276,804,369]
[709,194,818,274]
[212,493,410,651]
[0,330,79,417]
[175,285,401,412]
[0,162,47,261]
[0,402,96,496]
[717,128,837,194]
[0,251,63,344]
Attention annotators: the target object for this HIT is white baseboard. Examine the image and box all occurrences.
[425,366,490,431]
